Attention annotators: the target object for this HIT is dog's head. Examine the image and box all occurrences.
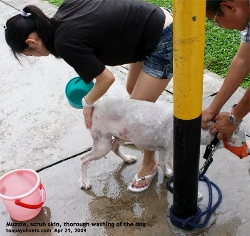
[223,125,249,159]
[201,122,249,159]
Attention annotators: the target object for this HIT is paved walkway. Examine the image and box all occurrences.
[0,1,249,235]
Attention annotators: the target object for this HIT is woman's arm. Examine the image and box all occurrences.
[83,68,115,128]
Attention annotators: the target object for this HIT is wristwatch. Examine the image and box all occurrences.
[82,97,94,108]
[228,104,242,125]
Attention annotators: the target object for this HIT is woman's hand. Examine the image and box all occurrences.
[82,68,116,129]
[83,106,93,129]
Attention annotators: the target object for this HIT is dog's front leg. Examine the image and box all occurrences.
[111,139,137,163]
[158,151,173,177]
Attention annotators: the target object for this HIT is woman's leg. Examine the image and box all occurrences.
[128,18,173,189]
[126,61,144,95]
[130,70,172,188]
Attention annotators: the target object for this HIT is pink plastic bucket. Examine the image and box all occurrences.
[0,169,46,221]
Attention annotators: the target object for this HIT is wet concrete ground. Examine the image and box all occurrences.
[0,0,250,235]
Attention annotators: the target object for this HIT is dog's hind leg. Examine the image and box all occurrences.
[112,139,137,163]
[79,152,95,189]
[79,134,113,189]
[158,152,203,200]
[158,151,203,200]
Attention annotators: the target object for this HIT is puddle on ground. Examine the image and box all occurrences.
[88,182,171,236]
[82,146,173,235]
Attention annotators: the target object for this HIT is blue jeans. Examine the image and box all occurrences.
[143,22,173,79]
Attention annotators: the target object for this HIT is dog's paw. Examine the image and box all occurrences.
[164,168,173,178]
[198,192,203,201]
[78,177,91,190]
[123,155,137,163]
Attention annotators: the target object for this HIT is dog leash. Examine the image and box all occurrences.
[168,174,222,230]
[36,147,92,173]
[166,135,222,230]
[199,135,220,176]
[167,134,220,194]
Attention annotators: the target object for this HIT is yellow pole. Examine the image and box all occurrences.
[173,0,205,119]
[172,0,206,219]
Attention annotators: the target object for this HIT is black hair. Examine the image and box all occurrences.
[206,0,235,16]
[5,5,59,59]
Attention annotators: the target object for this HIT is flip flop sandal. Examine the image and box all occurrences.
[123,140,133,145]
[128,169,158,193]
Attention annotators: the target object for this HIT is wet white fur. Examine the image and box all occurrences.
[79,98,246,198]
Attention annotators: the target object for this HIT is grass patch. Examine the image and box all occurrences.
[47,0,249,88]
[47,0,62,7]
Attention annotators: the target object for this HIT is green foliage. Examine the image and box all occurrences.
[205,21,249,88]
[146,0,249,88]
[47,0,64,7]
[145,0,172,9]
[47,0,249,88]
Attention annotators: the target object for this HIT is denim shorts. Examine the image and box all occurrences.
[142,22,173,79]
